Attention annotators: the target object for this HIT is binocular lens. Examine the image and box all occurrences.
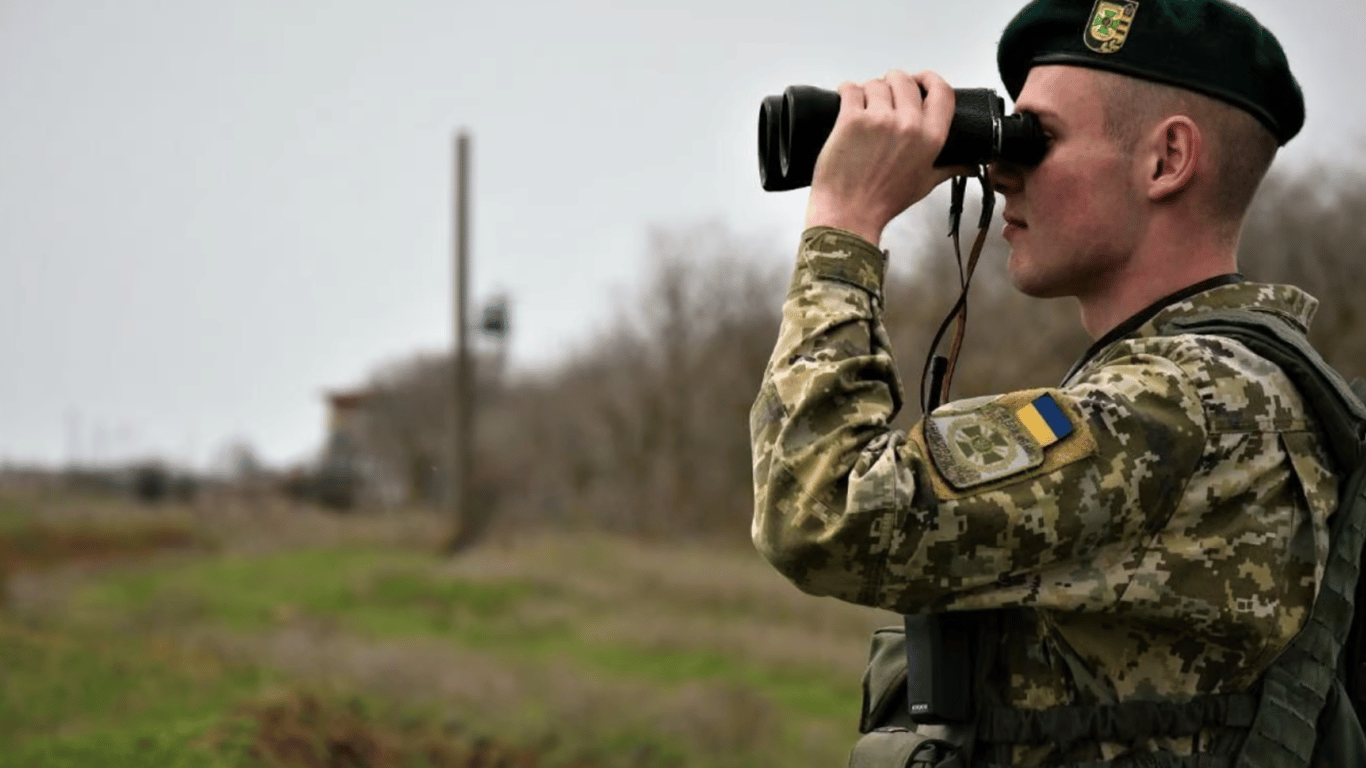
[758,95,785,192]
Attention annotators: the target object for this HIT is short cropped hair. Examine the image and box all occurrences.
[1099,71,1279,239]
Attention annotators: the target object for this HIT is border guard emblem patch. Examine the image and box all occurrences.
[1084,1,1139,54]
[924,393,1078,491]
[926,403,1042,489]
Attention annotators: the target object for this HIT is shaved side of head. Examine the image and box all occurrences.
[1098,71,1279,244]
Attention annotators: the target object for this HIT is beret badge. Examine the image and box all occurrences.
[999,0,1304,144]
[1085,0,1139,53]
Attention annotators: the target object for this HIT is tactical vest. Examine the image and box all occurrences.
[851,308,1366,768]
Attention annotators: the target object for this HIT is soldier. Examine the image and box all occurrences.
[749,0,1351,764]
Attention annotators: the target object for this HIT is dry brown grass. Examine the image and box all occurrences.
[0,496,205,610]
[428,530,895,678]
[178,623,793,767]
[432,531,891,625]
[0,485,451,555]
[201,688,600,768]
[0,521,200,572]
[1,485,897,684]
[0,486,452,632]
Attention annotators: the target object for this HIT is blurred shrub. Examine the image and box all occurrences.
[131,462,171,504]
[336,161,1366,545]
[60,467,126,497]
[314,467,360,511]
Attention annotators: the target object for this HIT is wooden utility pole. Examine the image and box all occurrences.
[448,130,475,552]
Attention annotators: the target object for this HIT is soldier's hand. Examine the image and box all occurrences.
[803,70,972,245]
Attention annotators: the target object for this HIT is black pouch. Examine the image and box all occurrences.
[848,727,961,768]
[850,626,969,768]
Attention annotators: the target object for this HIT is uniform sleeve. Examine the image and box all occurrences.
[749,227,1209,615]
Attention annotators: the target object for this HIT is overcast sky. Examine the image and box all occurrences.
[2,0,1363,471]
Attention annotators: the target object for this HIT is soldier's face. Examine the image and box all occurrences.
[990,65,1143,300]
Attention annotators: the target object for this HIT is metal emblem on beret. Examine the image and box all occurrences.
[1085,0,1139,54]
[925,404,1044,489]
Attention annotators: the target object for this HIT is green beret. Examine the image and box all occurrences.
[997,0,1304,145]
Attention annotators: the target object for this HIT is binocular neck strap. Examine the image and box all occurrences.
[920,168,995,415]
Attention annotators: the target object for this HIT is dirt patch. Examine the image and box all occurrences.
[0,522,204,607]
[0,521,201,572]
[202,688,615,768]
[179,624,780,764]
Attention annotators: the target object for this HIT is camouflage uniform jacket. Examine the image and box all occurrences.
[749,227,1339,765]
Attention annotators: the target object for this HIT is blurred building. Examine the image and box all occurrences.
[318,388,405,509]
[327,390,370,441]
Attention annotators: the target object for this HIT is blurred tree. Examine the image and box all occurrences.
[212,439,265,485]
[340,162,1366,545]
[131,461,171,504]
[1236,163,1366,380]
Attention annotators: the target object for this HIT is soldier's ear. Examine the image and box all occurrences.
[1143,116,1200,203]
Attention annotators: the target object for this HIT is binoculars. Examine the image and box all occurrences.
[758,86,1049,191]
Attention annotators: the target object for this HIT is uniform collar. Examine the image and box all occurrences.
[1062,275,1321,384]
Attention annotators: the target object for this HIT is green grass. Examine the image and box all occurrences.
[572,643,854,720]
[0,496,32,531]
[0,479,890,768]
[0,611,811,768]
[0,620,271,766]
[74,547,557,634]
[1,716,233,768]
[70,546,861,720]
[77,547,393,625]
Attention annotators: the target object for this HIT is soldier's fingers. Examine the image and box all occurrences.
[884,70,923,114]
[912,70,957,147]
[836,80,864,119]
[862,78,894,118]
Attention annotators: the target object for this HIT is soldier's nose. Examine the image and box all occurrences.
[989,161,1022,195]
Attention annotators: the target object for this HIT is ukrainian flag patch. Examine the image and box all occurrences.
[918,389,1096,498]
[1015,393,1073,448]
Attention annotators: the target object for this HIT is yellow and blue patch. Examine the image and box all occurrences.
[1015,393,1073,448]
[917,389,1095,498]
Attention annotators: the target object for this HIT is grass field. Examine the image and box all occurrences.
[0,486,899,767]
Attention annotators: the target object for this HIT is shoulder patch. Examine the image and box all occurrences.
[919,391,1094,495]
[925,403,1042,489]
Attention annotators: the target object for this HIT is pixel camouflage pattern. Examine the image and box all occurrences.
[749,226,1337,764]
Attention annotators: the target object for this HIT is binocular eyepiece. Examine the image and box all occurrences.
[758,86,1049,191]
